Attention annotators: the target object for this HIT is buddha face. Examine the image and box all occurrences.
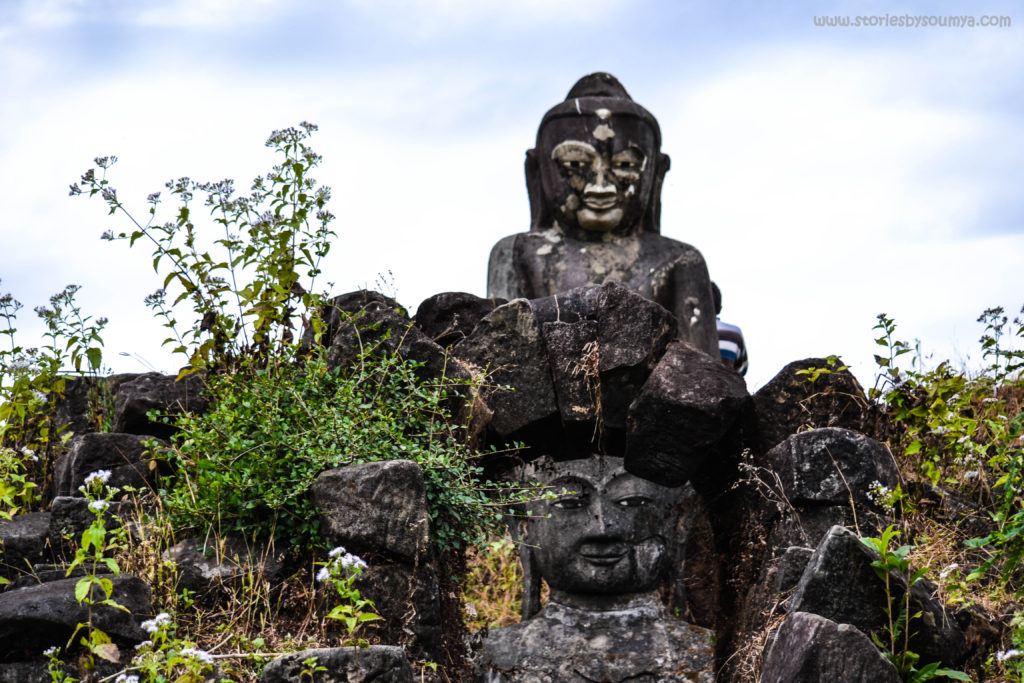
[522,456,678,595]
[537,113,659,235]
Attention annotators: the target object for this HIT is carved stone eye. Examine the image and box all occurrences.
[616,496,650,508]
[553,497,585,510]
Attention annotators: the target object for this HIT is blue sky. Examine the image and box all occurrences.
[1,0,1020,390]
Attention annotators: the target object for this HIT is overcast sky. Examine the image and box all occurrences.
[1,0,1020,391]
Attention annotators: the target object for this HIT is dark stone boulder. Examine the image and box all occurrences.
[48,496,133,560]
[112,371,208,439]
[453,298,559,442]
[764,428,900,507]
[0,574,151,656]
[303,289,406,347]
[0,512,51,579]
[773,546,814,593]
[625,341,750,486]
[753,358,870,453]
[53,433,164,498]
[260,645,413,682]
[789,526,968,667]
[535,283,677,437]
[355,561,442,661]
[318,292,470,391]
[164,535,285,595]
[414,292,504,347]
[311,460,430,562]
[761,611,900,683]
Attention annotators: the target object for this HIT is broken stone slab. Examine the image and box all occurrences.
[789,525,968,667]
[0,512,52,579]
[453,298,559,441]
[113,371,208,439]
[625,340,750,486]
[311,460,430,562]
[53,433,164,498]
[414,292,504,348]
[47,496,135,561]
[260,645,413,682]
[761,611,900,683]
[535,283,677,436]
[354,561,442,662]
[753,358,871,453]
[164,535,285,595]
[773,546,814,594]
[0,574,151,656]
[764,428,899,507]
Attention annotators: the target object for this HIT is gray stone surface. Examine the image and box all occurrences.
[165,535,285,595]
[761,611,900,683]
[478,597,715,682]
[789,526,968,667]
[261,645,413,682]
[753,358,870,452]
[0,574,151,655]
[764,428,899,507]
[487,73,718,356]
[453,298,559,440]
[0,512,51,578]
[53,432,162,497]
[355,562,442,662]
[773,546,814,594]
[113,371,208,439]
[48,496,132,560]
[625,340,750,485]
[414,292,504,348]
[311,460,430,562]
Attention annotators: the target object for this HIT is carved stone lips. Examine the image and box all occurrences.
[583,196,618,211]
[578,542,628,566]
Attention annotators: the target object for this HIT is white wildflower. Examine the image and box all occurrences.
[141,611,171,633]
[328,546,346,558]
[964,471,979,480]
[997,649,1022,662]
[115,675,140,683]
[135,640,153,651]
[83,470,112,487]
[339,552,368,571]
[43,646,59,657]
[939,564,960,580]
[20,446,36,461]
[316,566,332,583]
[88,500,109,513]
[180,646,215,665]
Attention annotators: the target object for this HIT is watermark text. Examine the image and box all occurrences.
[814,14,1011,28]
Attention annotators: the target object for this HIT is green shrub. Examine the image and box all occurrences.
[161,341,509,553]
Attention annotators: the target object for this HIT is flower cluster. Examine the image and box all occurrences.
[866,480,895,515]
[997,648,1022,662]
[317,546,368,583]
[180,646,215,666]
[83,470,112,487]
[141,611,173,634]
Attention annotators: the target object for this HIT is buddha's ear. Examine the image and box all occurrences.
[644,152,670,234]
[525,148,544,232]
[519,540,543,620]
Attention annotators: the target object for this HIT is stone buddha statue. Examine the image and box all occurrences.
[477,455,715,682]
[487,73,718,356]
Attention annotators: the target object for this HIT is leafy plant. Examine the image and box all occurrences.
[860,525,970,682]
[71,122,334,371]
[796,354,850,384]
[316,546,381,649]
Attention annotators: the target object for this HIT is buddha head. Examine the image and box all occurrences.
[515,454,681,615]
[526,73,670,237]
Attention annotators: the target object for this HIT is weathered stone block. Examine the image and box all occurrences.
[260,646,413,682]
[53,433,162,498]
[754,358,870,452]
[625,341,750,485]
[355,561,442,661]
[165,535,285,595]
[0,512,51,578]
[414,292,503,347]
[311,460,430,562]
[761,611,900,683]
[764,428,899,507]
[789,526,967,667]
[113,371,208,439]
[0,575,151,655]
[453,298,558,440]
